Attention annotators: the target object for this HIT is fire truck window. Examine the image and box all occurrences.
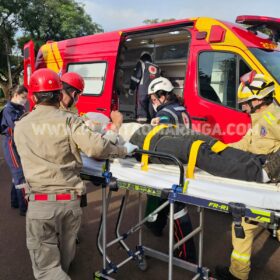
[67,62,107,95]
[250,48,280,84]
[198,52,238,109]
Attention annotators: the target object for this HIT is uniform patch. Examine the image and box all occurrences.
[260,126,267,137]
[148,65,158,75]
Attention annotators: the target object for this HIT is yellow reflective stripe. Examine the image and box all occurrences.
[251,209,271,217]
[186,140,204,179]
[256,217,271,223]
[231,250,250,263]
[211,141,228,153]
[41,42,63,73]
[263,115,272,125]
[263,112,276,125]
[141,125,169,171]
[266,111,276,120]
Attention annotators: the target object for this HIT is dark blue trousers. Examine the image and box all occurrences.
[2,137,27,214]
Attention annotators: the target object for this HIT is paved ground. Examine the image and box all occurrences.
[0,136,279,280]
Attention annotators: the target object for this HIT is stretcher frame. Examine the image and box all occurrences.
[80,150,280,280]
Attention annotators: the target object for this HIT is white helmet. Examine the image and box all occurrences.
[148,77,174,95]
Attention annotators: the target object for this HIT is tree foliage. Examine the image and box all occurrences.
[0,0,103,98]
[18,0,103,51]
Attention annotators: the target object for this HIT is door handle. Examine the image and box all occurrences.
[191,116,208,122]
[96,108,107,112]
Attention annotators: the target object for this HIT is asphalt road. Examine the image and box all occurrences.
[0,136,279,280]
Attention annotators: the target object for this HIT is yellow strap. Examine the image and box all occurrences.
[211,140,228,153]
[183,181,189,193]
[141,124,169,171]
[186,140,205,179]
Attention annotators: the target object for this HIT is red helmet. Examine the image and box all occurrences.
[61,72,85,92]
[29,68,62,93]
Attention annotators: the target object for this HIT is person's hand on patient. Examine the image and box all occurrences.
[110,111,123,132]
[151,117,160,126]
[123,142,139,154]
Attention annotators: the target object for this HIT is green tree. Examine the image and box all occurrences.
[0,0,28,97]
[0,0,103,98]
[18,0,103,51]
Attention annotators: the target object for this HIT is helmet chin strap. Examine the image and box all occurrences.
[67,97,75,108]
[247,99,266,113]
[64,90,76,108]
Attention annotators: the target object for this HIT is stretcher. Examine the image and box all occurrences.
[80,151,280,280]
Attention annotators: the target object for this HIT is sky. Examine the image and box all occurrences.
[80,0,279,32]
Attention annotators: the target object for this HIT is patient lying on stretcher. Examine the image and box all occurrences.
[82,112,280,184]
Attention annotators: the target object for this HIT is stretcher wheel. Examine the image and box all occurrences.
[136,255,148,271]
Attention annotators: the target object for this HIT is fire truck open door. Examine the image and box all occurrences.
[23,41,35,109]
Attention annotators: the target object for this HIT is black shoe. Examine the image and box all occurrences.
[215,266,240,280]
[263,149,280,183]
[11,204,19,209]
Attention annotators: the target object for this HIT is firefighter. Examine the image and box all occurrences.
[14,68,137,280]
[148,77,191,128]
[129,52,160,123]
[215,71,280,280]
[0,85,28,216]
[60,72,85,111]
[143,77,196,263]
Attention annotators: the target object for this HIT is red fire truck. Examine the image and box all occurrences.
[24,15,280,143]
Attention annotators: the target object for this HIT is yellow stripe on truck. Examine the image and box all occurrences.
[41,42,63,73]
[195,17,280,103]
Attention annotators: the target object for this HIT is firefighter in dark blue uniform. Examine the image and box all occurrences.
[0,85,28,216]
[129,52,160,123]
[149,76,191,128]
[145,77,195,262]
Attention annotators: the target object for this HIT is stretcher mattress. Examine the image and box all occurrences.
[81,156,280,211]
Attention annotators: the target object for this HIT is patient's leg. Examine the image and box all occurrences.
[153,137,264,182]
[196,144,263,182]
[219,146,266,165]
[129,126,264,182]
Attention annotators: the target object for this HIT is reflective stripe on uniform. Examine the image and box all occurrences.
[131,76,140,83]
[173,106,186,112]
[139,60,145,85]
[162,108,179,124]
[263,111,276,125]
[231,250,250,263]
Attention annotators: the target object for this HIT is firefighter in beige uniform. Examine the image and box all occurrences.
[14,69,138,280]
[60,72,84,112]
[216,71,280,280]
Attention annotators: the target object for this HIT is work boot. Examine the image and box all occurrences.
[215,266,241,280]
[263,149,280,183]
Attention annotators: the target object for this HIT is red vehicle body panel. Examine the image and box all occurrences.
[23,16,280,143]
